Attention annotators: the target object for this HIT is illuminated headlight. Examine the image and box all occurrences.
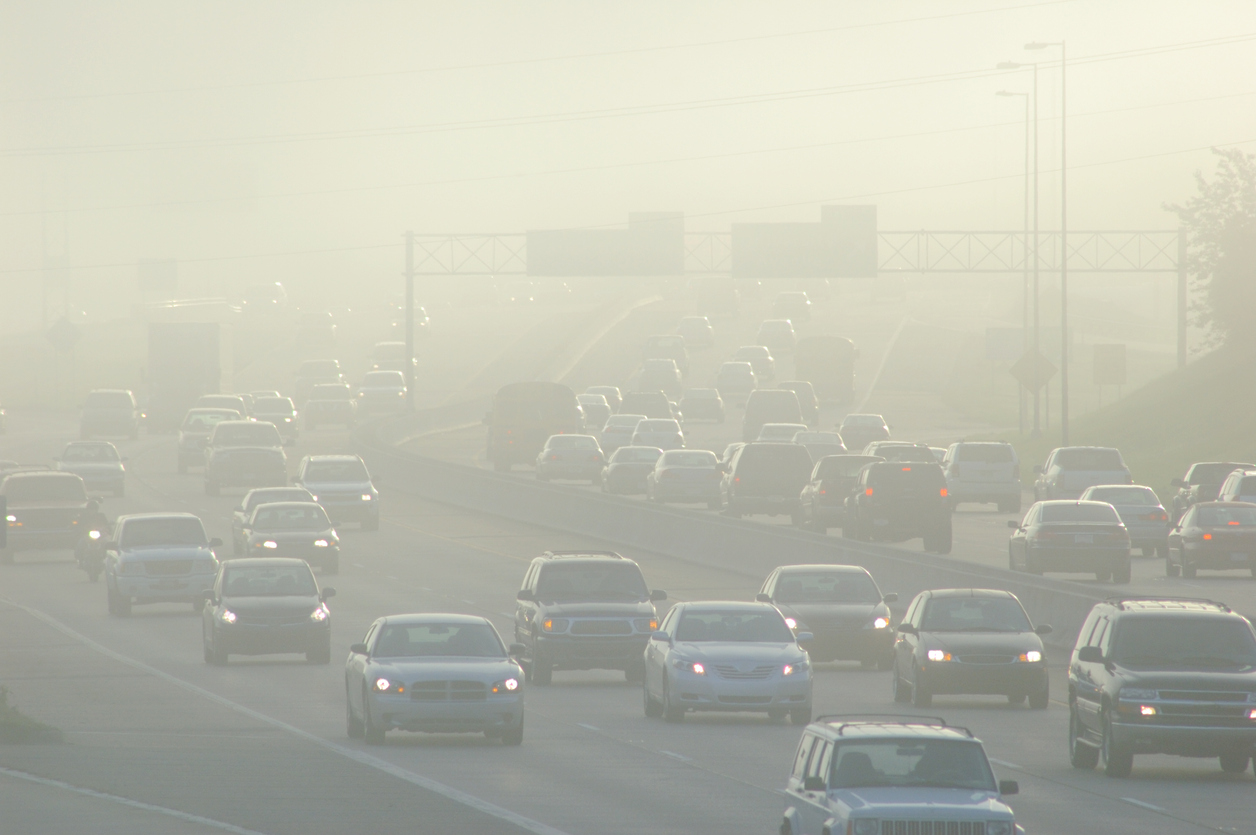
[1139,705,1157,716]
[926,650,952,662]
[1018,650,1042,663]
[309,606,329,622]
[219,609,237,624]
[372,677,403,694]
[784,617,798,630]
[1120,688,1158,700]
[852,819,880,835]
[541,618,569,633]
[313,539,330,547]
[783,661,809,676]
[5,515,15,523]
[873,617,889,629]
[361,493,373,501]
[634,618,659,632]
[282,417,291,422]
[261,540,278,549]
[310,495,319,502]
[672,659,705,674]
[491,678,521,694]
[1248,708,1256,720]
[88,530,102,540]
[986,823,1014,835]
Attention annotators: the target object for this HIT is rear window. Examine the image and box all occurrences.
[84,391,133,409]
[119,517,207,548]
[3,475,86,502]
[1054,448,1124,470]
[1238,477,1256,494]
[1039,503,1121,523]
[547,435,599,449]
[774,571,880,604]
[875,446,935,463]
[610,447,662,464]
[62,444,120,462]
[198,396,245,410]
[182,410,238,430]
[251,504,330,531]
[212,423,282,447]
[660,451,717,467]
[954,444,1014,463]
[244,489,313,511]
[1196,506,1256,526]
[638,420,679,433]
[866,464,946,489]
[1190,463,1250,484]
[363,371,404,386]
[304,459,370,482]
[842,414,885,428]
[719,363,754,376]
[1084,486,1157,505]
[795,433,842,445]
[815,456,880,479]
[535,562,648,602]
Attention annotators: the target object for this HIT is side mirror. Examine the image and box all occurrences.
[516,589,534,601]
[650,589,668,602]
[209,538,223,547]
[795,631,814,643]
[897,623,918,635]
[803,776,826,792]
[321,587,336,599]
[1033,465,1043,475]
[883,592,898,603]
[1007,520,1021,529]
[998,780,1019,796]
[349,642,369,655]
[508,642,526,657]
[1034,624,1053,636]
[755,592,772,603]
[1077,646,1105,663]
[650,631,671,643]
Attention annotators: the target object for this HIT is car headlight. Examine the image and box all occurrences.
[313,539,330,547]
[1119,687,1158,700]
[783,661,809,676]
[672,659,705,674]
[784,617,798,630]
[371,677,404,694]
[986,822,1014,835]
[361,493,373,501]
[873,617,889,629]
[852,819,880,835]
[5,515,16,523]
[219,609,237,624]
[634,618,659,632]
[541,618,569,633]
[1018,650,1042,663]
[491,678,520,694]
[309,495,319,502]
[88,530,102,540]
[309,606,329,622]
[261,540,278,549]
[926,649,952,662]
[283,417,291,422]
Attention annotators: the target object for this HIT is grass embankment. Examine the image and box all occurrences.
[997,346,1256,496]
[0,687,62,744]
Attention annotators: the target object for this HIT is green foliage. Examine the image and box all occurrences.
[0,686,63,744]
[1167,148,1256,347]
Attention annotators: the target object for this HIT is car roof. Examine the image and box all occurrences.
[381,612,490,626]
[679,600,778,613]
[775,564,871,576]
[1100,597,1232,614]
[251,501,324,511]
[222,557,314,570]
[924,588,1017,600]
[812,717,976,741]
[1036,500,1115,508]
[539,550,625,561]
[116,512,202,523]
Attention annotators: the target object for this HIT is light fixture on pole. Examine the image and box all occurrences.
[997,60,1040,437]
[1026,40,1067,442]
[997,89,1030,436]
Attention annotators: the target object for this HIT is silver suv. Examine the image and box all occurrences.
[944,441,1022,513]
[780,717,1021,835]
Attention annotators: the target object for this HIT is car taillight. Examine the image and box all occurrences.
[549,454,559,461]
[865,487,873,496]
[1203,533,1213,540]
[940,488,948,498]
[819,489,826,495]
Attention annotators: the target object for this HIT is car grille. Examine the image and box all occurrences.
[712,664,776,680]
[409,681,487,702]
[1157,690,1251,702]
[957,654,1014,665]
[145,560,193,576]
[570,620,632,636]
[236,613,309,626]
[717,695,772,705]
[880,823,989,835]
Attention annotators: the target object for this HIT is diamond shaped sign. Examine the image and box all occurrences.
[1010,349,1057,392]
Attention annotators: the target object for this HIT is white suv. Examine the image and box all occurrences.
[780,717,1022,835]
[943,441,1022,513]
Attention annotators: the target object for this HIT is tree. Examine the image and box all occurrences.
[1167,148,1256,348]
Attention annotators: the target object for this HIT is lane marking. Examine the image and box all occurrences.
[0,765,271,835]
[576,723,600,732]
[1122,798,1166,813]
[660,750,692,762]
[3,598,572,835]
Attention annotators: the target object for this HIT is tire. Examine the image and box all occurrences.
[892,665,911,704]
[532,654,553,686]
[501,720,524,746]
[912,676,932,708]
[1220,750,1250,773]
[361,516,379,532]
[307,640,332,665]
[1183,563,1197,579]
[789,707,812,726]
[1112,560,1131,584]
[662,677,685,723]
[346,690,364,739]
[364,701,386,746]
[107,587,131,617]
[643,680,664,718]
[1166,549,1180,577]
[1102,708,1133,777]
[1069,706,1100,769]
[1029,683,1049,710]
[205,481,220,497]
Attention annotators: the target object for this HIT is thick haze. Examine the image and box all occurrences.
[2,0,1255,323]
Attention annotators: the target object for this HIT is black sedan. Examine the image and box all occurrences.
[755,564,896,667]
[240,502,340,574]
[1008,500,1131,583]
[599,446,662,495]
[797,454,882,532]
[892,588,1052,709]
[1166,501,1256,578]
[202,558,335,665]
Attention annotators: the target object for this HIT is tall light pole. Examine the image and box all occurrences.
[998,60,1040,436]
[1027,40,1067,442]
[997,89,1030,435]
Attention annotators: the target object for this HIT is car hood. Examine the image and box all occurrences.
[925,631,1043,655]
[540,601,655,618]
[367,657,522,682]
[672,641,804,663]
[220,595,321,616]
[834,787,1012,816]
[247,529,336,543]
[56,462,124,474]
[1111,667,1256,689]
[118,544,215,561]
[777,602,887,625]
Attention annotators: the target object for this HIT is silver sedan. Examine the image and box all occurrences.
[345,613,526,745]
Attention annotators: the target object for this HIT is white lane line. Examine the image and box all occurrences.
[0,766,271,835]
[4,598,572,835]
[1122,798,1166,813]
[660,750,692,762]
[576,723,600,732]
[987,758,1021,769]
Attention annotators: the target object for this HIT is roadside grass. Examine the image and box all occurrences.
[0,686,63,744]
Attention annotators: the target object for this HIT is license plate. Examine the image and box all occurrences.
[1075,534,1093,544]
[1232,552,1248,562]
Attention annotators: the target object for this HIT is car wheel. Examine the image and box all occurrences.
[1166,549,1180,577]
[1183,562,1197,579]
[643,680,664,718]
[1069,706,1099,769]
[501,719,524,746]
[1029,683,1049,710]
[662,676,685,723]
[107,587,131,617]
[789,707,812,725]
[911,677,932,708]
[1219,750,1250,773]
[1112,561,1131,584]
[363,692,386,745]
[892,665,911,704]
[1102,707,1133,777]
[346,689,364,739]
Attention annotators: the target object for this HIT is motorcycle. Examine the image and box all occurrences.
[75,528,107,582]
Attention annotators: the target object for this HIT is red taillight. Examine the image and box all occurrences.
[591,455,601,461]
[865,487,874,496]
[734,476,740,483]
[901,467,912,472]
[940,488,948,498]
[549,454,559,461]
[1203,533,1213,540]
[819,489,827,495]
[1229,520,1241,526]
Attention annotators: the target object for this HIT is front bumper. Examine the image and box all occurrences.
[672,671,811,712]
[213,621,328,654]
[1111,720,1256,756]
[919,661,1047,695]
[368,693,523,734]
[536,634,648,670]
[113,573,216,604]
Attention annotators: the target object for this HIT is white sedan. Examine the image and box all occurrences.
[643,601,812,724]
[345,613,526,745]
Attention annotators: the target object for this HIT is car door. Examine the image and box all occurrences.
[645,606,679,701]
[346,621,380,718]
[784,732,820,834]
[895,594,924,681]
[1072,616,1110,734]
[796,736,834,834]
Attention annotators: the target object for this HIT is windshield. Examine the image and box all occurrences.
[842,415,885,428]
[611,447,662,464]
[774,572,881,604]
[955,444,1015,463]
[1111,617,1256,670]
[182,411,239,431]
[374,622,505,658]
[830,740,995,791]
[250,504,330,531]
[638,420,679,433]
[84,392,133,409]
[660,451,717,467]
[62,444,119,462]
[213,424,282,447]
[222,565,318,597]
[1055,448,1124,470]
[1196,505,1256,526]
[719,363,754,376]
[675,610,793,642]
[119,517,207,548]
[304,460,370,482]
[1084,486,1157,505]
[4,475,86,502]
[535,562,648,601]
[244,489,313,511]
[1040,503,1121,523]
[547,435,599,449]
[253,398,294,416]
[310,384,353,401]
[921,597,1032,632]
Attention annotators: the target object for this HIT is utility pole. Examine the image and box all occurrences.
[404,231,415,412]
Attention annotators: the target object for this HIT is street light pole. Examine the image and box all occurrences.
[1028,40,1067,442]
[997,89,1030,436]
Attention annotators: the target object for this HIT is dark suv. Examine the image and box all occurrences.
[513,551,666,685]
[723,442,814,521]
[1067,597,1256,778]
[1170,461,1255,521]
[842,461,952,553]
